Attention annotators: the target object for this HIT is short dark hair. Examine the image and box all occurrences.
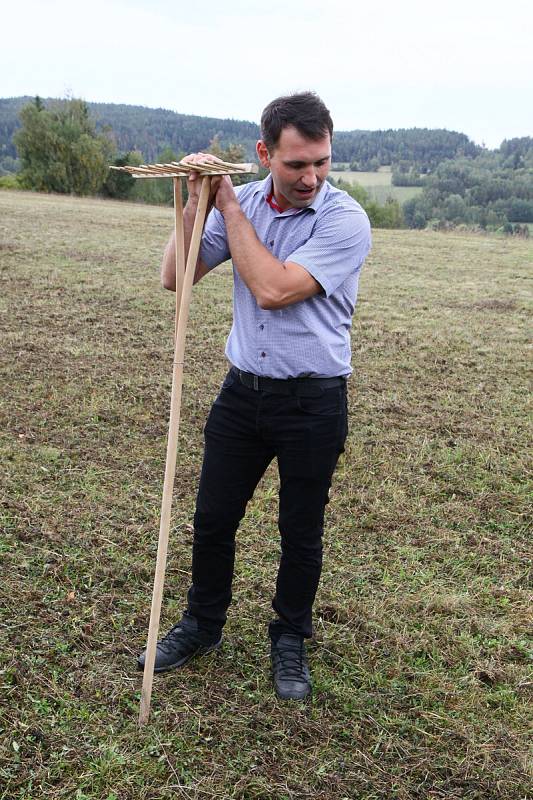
[260,92,333,152]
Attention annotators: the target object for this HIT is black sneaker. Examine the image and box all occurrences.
[137,615,222,673]
[271,633,312,700]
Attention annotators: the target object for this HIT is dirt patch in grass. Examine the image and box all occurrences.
[447,298,520,313]
[1,191,532,799]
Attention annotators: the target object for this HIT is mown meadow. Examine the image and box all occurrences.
[329,168,423,205]
[0,190,531,799]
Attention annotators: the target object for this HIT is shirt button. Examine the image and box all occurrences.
[259,324,264,331]
[261,352,266,358]
[270,241,274,247]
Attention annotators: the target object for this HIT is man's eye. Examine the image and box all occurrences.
[286,160,328,169]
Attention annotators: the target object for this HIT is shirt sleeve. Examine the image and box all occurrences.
[199,207,230,270]
[286,203,372,297]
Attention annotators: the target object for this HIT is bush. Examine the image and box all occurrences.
[403,196,429,229]
[392,170,426,187]
[14,97,113,196]
[512,223,530,238]
[0,174,21,190]
[0,155,20,174]
[331,177,403,228]
[101,155,133,200]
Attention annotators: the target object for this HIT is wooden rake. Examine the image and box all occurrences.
[110,158,258,725]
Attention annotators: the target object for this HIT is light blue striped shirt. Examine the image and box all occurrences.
[200,175,371,378]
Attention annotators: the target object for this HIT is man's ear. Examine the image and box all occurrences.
[256,140,270,169]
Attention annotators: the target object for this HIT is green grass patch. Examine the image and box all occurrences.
[331,170,394,187]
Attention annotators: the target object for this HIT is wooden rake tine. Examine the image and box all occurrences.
[138,176,211,726]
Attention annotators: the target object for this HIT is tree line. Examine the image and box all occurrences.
[0,96,260,171]
[333,128,480,173]
[1,96,487,175]
[2,97,532,233]
[4,97,406,230]
[403,145,533,231]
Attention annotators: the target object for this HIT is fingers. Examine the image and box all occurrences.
[182,152,225,181]
[213,175,238,213]
[181,154,231,212]
[182,152,224,165]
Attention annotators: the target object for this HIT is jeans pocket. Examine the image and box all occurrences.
[296,386,344,417]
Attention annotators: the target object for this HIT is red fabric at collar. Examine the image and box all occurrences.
[266,191,284,213]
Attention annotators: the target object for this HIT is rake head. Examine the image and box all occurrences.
[109,159,259,179]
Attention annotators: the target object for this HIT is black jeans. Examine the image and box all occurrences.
[186,369,348,639]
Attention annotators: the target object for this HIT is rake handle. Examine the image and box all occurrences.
[173,178,185,340]
[138,176,211,727]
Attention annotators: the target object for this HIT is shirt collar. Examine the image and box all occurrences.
[253,174,330,215]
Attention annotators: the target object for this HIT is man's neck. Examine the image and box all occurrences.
[266,190,290,213]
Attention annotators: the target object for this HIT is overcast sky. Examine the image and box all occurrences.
[2,0,532,149]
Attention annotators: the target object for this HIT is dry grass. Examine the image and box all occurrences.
[0,189,532,799]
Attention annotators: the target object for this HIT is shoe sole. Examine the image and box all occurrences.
[138,637,222,674]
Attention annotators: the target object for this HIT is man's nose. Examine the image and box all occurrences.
[301,166,318,187]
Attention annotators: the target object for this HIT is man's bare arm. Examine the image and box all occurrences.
[215,179,321,310]
[160,199,210,291]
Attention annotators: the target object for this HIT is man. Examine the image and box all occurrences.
[138,92,371,700]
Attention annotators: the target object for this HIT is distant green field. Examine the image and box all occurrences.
[332,170,393,186]
[331,169,423,203]
[368,184,423,203]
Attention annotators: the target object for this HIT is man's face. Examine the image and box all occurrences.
[256,125,331,211]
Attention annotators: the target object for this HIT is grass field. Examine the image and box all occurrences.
[1,190,532,799]
[330,170,423,205]
[332,170,395,187]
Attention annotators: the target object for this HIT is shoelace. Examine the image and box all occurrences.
[273,640,307,680]
[158,624,194,654]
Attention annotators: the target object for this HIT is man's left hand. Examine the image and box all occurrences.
[214,175,240,215]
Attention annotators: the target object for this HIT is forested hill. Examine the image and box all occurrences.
[333,129,480,172]
[0,97,260,166]
[1,96,481,172]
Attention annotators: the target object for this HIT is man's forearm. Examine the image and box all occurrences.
[221,204,282,308]
[160,164,320,305]
[222,204,320,309]
[161,198,208,290]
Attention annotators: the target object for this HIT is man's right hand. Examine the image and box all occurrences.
[180,153,225,213]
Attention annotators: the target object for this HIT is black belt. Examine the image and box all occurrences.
[231,366,346,397]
